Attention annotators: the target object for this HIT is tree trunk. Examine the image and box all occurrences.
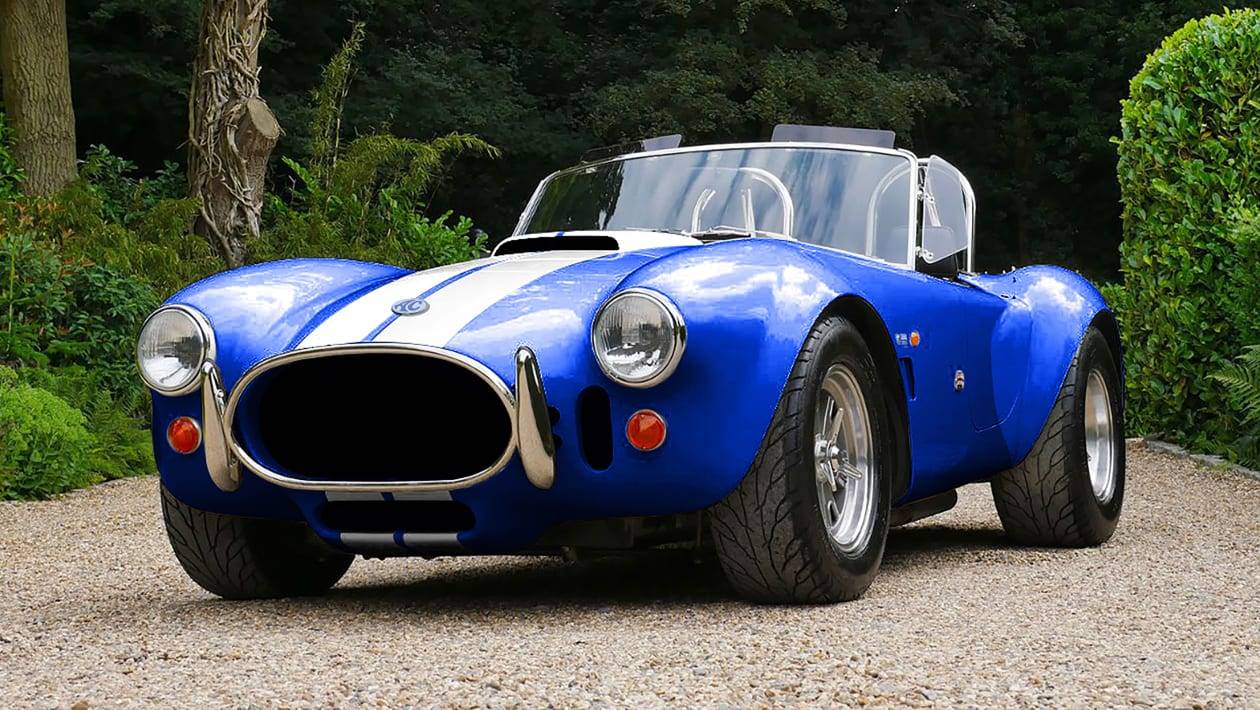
[0,0,78,196]
[188,0,281,268]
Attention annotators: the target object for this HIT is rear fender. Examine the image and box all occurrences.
[978,266,1116,464]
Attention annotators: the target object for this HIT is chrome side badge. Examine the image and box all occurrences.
[391,297,431,316]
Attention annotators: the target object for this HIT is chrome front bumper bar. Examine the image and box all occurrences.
[192,344,555,494]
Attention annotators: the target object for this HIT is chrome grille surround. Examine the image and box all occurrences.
[223,343,518,493]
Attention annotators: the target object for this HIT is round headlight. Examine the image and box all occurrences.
[592,289,685,387]
[137,306,213,396]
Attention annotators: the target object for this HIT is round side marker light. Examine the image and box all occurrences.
[626,409,667,451]
[167,416,202,455]
[909,331,921,347]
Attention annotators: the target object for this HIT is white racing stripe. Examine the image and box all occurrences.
[373,251,605,346]
[298,258,496,348]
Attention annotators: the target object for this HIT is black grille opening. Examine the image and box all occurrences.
[578,386,613,470]
[245,353,512,482]
[321,500,475,533]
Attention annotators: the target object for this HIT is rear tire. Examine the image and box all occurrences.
[161,484,353,599]
[710,316,894,603]
[991,326,1125,546]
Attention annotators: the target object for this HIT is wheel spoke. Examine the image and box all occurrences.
[838,460,863,482]
[818,461,838,493]
[826,403,845,445]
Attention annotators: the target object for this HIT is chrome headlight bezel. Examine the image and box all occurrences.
[136,305,215,397]
[591,288,686,388]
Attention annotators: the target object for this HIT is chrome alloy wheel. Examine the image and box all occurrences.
[1085,369,1117,504]
[814,364,877,554]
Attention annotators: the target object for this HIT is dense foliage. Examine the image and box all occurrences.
[1112,9,1260,456]
[65,0,1222,278]
[255,24,495,267]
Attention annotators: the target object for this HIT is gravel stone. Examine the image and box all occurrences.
[0,444,1257,707]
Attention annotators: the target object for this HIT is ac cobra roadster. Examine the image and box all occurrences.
[140,126,1124,603]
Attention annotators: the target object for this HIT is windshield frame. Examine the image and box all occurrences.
[513,141,922,269]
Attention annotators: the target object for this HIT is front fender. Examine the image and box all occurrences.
[169,258,408,388]
[613,239,850,501]
[154,259,406,518]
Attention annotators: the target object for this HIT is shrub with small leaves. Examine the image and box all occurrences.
[1112,9,1260,450]
[19,365,153,480]
[0,367,98,500]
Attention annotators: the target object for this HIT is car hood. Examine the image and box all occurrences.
[171,242,697,388]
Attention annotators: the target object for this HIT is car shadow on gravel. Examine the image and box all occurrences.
[323,549,736,610]
[254,524,1016,613]
[881,524,1011,571]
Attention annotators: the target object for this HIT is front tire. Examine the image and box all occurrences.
[991,326,1125,546]
[711,316,894,603]
[161,484,353,599]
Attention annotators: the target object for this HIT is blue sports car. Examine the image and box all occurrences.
[139,126,1125,603]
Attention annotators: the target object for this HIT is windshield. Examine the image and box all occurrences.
[520,146,916,265]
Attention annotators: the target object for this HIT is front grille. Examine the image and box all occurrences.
[235,351,513,484]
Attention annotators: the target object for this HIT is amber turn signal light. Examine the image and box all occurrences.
[167,416,202,455]
[626,409,667,451]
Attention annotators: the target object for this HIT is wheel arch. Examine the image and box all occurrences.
[822,295,912,501]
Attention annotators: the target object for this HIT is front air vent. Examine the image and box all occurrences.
[578,386,613,470]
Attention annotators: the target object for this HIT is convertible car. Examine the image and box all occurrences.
[140,126,1124,603]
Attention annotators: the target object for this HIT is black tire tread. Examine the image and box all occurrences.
[990,327,1122,547]
[990,353,1087,545]
[161,485,352,599]
[710,316,877,603]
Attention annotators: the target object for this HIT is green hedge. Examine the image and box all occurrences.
[1112,9,1260,450]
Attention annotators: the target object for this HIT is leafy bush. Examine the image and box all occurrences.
[18,365,153,480]
[256,22,496,270]
[0,367,98,500]
[1112,9,1260,450]
[0,223,159,399]
[43,152,221,298]
[49,184,220,298]
[78,145,185,225]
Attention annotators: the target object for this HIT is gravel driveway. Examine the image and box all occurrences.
[1,443,1256,708]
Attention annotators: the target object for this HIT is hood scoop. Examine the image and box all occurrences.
[493,230,702,257]
[495,235,619,256]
